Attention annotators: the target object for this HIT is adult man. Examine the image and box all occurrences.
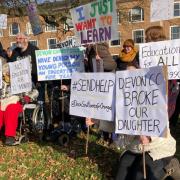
[11,32,45,102]
[11,32,39,83]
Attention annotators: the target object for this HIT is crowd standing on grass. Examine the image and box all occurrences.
[0,23,180,180]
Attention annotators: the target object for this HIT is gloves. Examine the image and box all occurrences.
[23,96,31,104]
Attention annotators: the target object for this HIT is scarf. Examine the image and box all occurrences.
[119,48,137,62]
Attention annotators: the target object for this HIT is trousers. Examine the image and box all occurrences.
[0,102,23,137]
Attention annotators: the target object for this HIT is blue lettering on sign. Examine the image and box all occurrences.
[38,57,51,63]
[75,7,85,21]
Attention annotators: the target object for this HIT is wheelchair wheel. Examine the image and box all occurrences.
[32,105,45,133]
[58,133,70,146]
[19,135,29,144]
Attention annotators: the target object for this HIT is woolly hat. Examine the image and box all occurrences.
[123,39,134,48]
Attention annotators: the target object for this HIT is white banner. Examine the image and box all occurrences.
[70,0,118,44]
[35,47,85,81]
[139,39,180,80]
[0,14,7,29]
[115,66,168,137]
[9,57,32,94]
[70,72,115,121]
[57,37,81,48]
[150,0,174,22]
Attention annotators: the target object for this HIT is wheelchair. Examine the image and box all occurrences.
[15,100,45,145]
[46,85,83,146]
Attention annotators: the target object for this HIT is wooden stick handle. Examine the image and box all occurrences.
[143,145,146,179]
[85,125,90,155]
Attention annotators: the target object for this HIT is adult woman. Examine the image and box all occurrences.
[116,39,139,71]
[115,26,180,180]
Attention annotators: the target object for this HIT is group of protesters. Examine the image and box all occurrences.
[0,25,180,180]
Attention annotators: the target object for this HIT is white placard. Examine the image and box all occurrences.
[115,66,168,137]
[0,14,7,29]
[139,39,180,80]
[70,72,115,121]
[57,37,81,48]
[9,57,32,94]
[35,47,85,81]
[70,0,118,44]
[150,0,174,22]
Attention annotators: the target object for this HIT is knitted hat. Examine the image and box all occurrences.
[123,39,134,48]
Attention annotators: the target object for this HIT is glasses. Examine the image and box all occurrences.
[16,37,26,40]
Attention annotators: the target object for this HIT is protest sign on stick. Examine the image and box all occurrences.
[26,3,43,35]
[9,57,32,94]
[150,0,174,22]
[70,0,118,45]
[70,72,115,121]
[139,39,180,80]
[35,47,85,81]
[115,66,168,137]
[0,14,7,29]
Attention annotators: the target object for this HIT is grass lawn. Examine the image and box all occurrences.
[0,121,179,180]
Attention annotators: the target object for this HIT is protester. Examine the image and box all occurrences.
[115,26,180,180]
[11,32,45,103]
[0,63,38,145]
[85,42,117,144]
[116,39,139,70]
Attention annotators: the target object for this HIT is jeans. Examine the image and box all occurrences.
[115,151,168,180]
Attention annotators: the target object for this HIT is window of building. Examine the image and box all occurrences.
[170,26,180,39]
[133,29,144,43]
[29,40,38,47]
[47,38,57,49]
[64,18,74,31]
[112,54,119,61]
[26,22,33,35]
[130,7,144,22]
[110,32,121,46]
[174,2,180,17]
[45,23,57,32]
[9,22,20,36]
[117,11,121,24]
[0,30,3,37]
[10,42,17,48]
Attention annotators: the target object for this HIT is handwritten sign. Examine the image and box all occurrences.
[139,39,180,80]
[115,66,168,137]
[9,57,32,94]
[150,0,174,22]
[26,3,43,35]
[35,47,85,81]
[0,14,7,29]
[57,37,81,48]
[70,0,118,45]
[70,72,115,121]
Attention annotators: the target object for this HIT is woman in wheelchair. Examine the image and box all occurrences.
[0,63,38,146]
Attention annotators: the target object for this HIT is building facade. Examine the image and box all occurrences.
[0,0,179,60]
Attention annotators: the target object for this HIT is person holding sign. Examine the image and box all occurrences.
[145,26,180,127]
[116,39,139,71]
[0,63,38,146]
[115,26,180,180]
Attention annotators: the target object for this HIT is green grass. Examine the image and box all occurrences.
[0,121,179,179]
